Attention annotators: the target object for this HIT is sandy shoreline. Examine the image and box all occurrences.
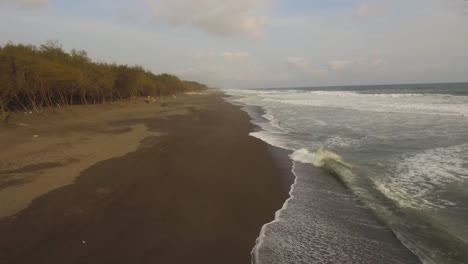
[0,95,192,218]
[0,92,289,264]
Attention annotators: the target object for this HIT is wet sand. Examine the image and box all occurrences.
[0,92,289,264]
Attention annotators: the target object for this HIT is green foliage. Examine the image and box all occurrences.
[0,41,207,115]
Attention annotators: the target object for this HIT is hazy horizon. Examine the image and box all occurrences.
[223,81,468,90]
[1,0,467,88]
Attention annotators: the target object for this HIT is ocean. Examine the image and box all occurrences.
[225,83,468,264]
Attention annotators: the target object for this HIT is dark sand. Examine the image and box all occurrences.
[0,93,289,264]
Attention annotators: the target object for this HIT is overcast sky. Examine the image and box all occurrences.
[1,0,467,88]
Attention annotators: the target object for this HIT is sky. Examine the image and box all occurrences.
[0,0,467,88]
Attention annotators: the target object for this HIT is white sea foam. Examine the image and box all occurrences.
[261,91,468,116]
[249,131,294,151]
[262,110,285,132]
[226,87,468,263]
[376,143,468,209]
[251,162,299,264]
[325,136,359,148]
[251,159,407,264]
[303,91,427,98]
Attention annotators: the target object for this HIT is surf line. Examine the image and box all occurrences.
[251,161,299,264]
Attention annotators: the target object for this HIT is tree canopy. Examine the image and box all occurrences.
[0,41,207,116]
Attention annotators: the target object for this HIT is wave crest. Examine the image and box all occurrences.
[290,148,351,168]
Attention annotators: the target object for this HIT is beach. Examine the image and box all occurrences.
[0,92,289,264]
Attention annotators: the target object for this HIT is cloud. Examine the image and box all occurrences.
[287,57,328,76]
[1,0,47,8]
[441,0,468,17]
[191,51,250,61]
[355,3,370,17]
[417,63,450,72]
[328,57,385,72]
[117,9,139,22]
[177,62,291,88]
[221,52,250,61]
[287,57,310,70]
[328,60,354,71]
[146,0,268,38]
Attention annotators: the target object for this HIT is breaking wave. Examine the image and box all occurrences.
[290,148,359,190]
[291,148,351,168]
[262,91,468,116]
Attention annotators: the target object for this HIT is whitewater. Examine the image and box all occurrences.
[226,83,468,264]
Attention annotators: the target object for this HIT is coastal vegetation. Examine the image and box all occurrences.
[0,41,207,119]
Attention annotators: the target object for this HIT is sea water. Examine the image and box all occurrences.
[226,83,468,264]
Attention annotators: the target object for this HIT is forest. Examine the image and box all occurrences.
[0,41,207,119]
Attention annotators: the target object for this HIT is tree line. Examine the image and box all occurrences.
[0,41,207,118]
